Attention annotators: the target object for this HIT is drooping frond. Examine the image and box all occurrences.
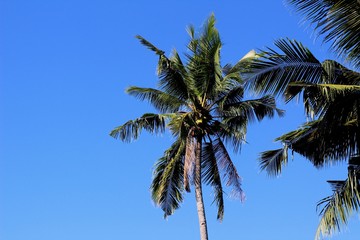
[151,140,186,218]
[212,138,244,201]
[286,0,360,68]
[212,120,245,153]
[286,82,360,117]
[274,118,358,167]
[202,142,224,220]
[315,156,360,239]
[110,113,171,142]
[284,59,360,117]
[126,86,184,113]
[259,147,289,176]
[245,38,322,96]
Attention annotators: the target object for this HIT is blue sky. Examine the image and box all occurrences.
[1,1,359,240]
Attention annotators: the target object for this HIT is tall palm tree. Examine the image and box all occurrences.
[244,0,360,237]
[110,15,283,240]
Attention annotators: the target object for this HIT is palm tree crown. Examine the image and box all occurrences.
[111,15,283,240]
[245,0,360,238]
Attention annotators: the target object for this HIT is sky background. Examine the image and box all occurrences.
[1,1,359,240]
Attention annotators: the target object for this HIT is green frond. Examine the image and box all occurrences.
[202,142,224,220]
[216,86,244,109]
[245,38,322,96]
[136,35,165,56]
[287,0,360,68]
[286,82,360,117]
[212,138,244,201]
[275,118,358,167]
[157,53,190,101]
[151,140,186,218]
[110,113,170,142]
[259,147,288,176]
[219,117,247,153]
[315,161,360,239]
[223,95,284,123]
[126,86,184,113]
[185,14,223,101]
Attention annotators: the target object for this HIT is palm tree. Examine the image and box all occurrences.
[244,0,360,237]
[110,15,283,240]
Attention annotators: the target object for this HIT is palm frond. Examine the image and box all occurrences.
[136,35,165,56]
[218,118,247,153]
[213,138,244,201]
[315,159,360,239]
[202,142,224,220]
[110,113,170,142]
[216,85,244,109]
[287,0,360,68]
[245,38,322,96]
[186,14,223,101]
[286,82,360,117]
[259,147,288,176]
[223,95,284,123]
[273,119,357,167]
[126,86,184,113]
[157,51,190,101]
[151,140,186,218]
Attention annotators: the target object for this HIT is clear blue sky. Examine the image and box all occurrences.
[1,1,358,240]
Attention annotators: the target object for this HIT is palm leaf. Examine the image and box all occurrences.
[315,157,360,239]
[273,119,357,167]
[151,140,186,218]
[287,0,360,68]
[186,14,223,101]
[259,147,288,176]
[215,120,246,153]
[212,138,244,201]
[110,113,170,142]
[126,86,184,113]
[202,141,224,220]
[157,51,190,101]
[223,95,284,123]
[286,82,360,117]
[245,38,322,97]
[136,35,165,56]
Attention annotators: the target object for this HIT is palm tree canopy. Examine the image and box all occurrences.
[287,0,360,69]
[245,36,360,239]
[111,15,283,220]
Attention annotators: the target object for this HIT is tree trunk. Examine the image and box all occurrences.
[195,137,208,240]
